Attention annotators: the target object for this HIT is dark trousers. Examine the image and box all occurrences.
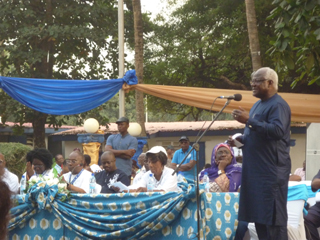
[235,221,248,240]
[255,223,288,240]
[304,203,320,240]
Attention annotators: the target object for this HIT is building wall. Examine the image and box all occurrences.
[62,133,306,173]
[140,133,306,174]
[290,133,306,176]
[63,141,83,158]
[148,135,234,165]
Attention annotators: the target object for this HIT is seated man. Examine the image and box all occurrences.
[95,151,129,193]
[0,153,19,194]
[132,153,148,185]
[63,151,94,193]
[304,169,320,240]
[53,154,64,175]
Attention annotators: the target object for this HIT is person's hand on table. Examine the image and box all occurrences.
[136,187,147,192]
[111,186,120,192]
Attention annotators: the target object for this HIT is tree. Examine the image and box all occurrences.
[245,0,262,71]
[0,0,127,147]
[132,0,146,136]
[268,0,320,90]
[143,0,275,120]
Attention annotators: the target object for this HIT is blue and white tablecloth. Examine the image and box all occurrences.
[8,179,241,240]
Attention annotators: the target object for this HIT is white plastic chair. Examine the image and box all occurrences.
[247,182,308,240]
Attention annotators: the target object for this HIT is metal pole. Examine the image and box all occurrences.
[118,0,125,117]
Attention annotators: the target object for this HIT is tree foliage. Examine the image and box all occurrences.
[0,0,132,146]
[268,0,320,90]
[0,142,31,179]
[143,0,275,121]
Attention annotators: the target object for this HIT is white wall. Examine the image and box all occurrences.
[290,133,306,176]
[63,141,83,158]
[306,123,320,180]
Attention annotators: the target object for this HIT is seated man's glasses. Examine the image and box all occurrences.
[66,159,78,164]
[250,78,271,85]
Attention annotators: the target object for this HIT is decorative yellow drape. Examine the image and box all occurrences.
[125,84,320,123]
[82,142,101,165]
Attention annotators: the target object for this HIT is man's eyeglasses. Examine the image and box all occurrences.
[66,159,78,164]
[250,79,271,85]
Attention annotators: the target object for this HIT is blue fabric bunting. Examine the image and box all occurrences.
[9,181,203,239]
[0,70,137,115]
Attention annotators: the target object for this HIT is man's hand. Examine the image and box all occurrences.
[111,186,120,192]
[232,107,249,124]
[227,136,236,147]
[127,149,136,158]
[227,135,243,147]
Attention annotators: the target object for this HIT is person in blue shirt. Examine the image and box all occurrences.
[105,117,138,179]
[171,136,197,180]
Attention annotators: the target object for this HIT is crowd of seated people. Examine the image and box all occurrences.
[4,141,243,196]
[5,139,318,240]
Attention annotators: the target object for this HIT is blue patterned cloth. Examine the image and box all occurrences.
[9,183,306,239]
[202,192,240,239]
[9,181,213,239]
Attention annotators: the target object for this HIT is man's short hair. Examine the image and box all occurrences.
[251,67,278,90]
[84,154,91,166]
[101,151,115,160]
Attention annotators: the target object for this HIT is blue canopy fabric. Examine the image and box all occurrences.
[0,70,137,115]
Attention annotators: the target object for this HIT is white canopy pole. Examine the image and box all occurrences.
[118,0,125,117]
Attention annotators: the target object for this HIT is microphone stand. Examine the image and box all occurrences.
[172,99,231,240]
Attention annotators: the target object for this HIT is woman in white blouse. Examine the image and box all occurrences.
[128,146,178,192]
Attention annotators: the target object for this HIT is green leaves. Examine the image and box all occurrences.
[268,0,320,88]
[0,0,129,146]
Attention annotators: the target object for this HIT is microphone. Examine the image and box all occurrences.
[218,94,242,101]
[71,164,82,174]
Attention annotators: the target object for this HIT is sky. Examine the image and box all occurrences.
[141,0,166,19]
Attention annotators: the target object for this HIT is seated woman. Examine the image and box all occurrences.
[28,148,53,179]
[199,143,242,192]
[128,146,178,192]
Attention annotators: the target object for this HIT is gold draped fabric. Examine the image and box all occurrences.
[125,84,320,123]
[82,142,101,165]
